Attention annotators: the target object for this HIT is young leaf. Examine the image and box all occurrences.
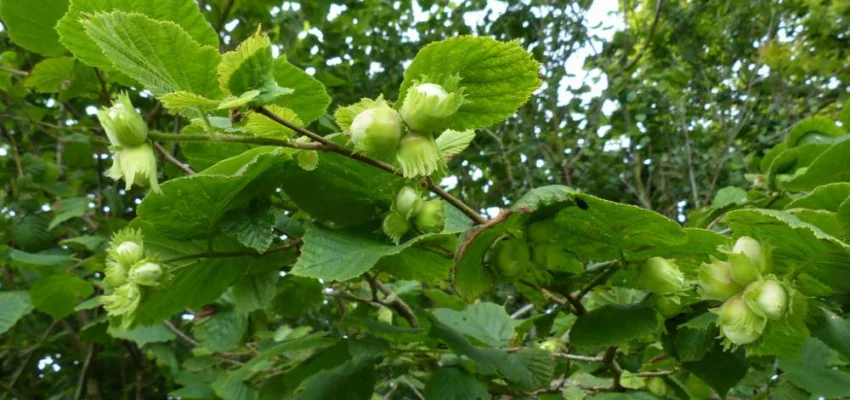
[436,129,476,160]
[244,105,302,139]
[218,32,291,105]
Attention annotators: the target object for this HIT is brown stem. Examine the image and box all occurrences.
[73,345,98,400]
[372,278,420,328]
[153,142,195,175]
[602,347,624,391]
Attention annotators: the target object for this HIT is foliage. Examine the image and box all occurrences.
[1,1,850,399]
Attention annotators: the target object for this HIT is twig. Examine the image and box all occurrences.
[553,353,603,362]
[215,0,237,33]
[621,0,665,71]
[253,106,488,225]
[510,303,535,319]
[153,142,195,175]
[602,347,624,391]
[372,278,420,328]
[163,321,200,347]
[0,65,28,76]
[73,345,98,400]
[635,370,677,377]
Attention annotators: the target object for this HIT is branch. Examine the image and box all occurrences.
[621,0,665,71]
[153,142,195,175]
[371,276,420,328]
[163,321,200,347]
[553,353,603,362]
[73,345,98,400]
[602,347,624,392]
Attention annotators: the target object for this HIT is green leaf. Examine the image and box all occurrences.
[785,182,850,211]
[271,57,331,124]
[30,274,94,319]
[674,313,717,362]
[232,270,279,314]
[724,209,850,294]
[785,116,845,147]
[228,334,337,384]
[48,196,89,230]
[711,187,747,209]
[80,11,222,98]
[108,324,177,347]
[398,36,541,130]
[137,147,293,240]
[810,308,850,360]
[781,138,850,191]
[271,276,324,318]
[292,356,377,400]
[24,57,76,93]
[220,206,276,252]
[11,214,53,252]
[682,344,748,397]
[432,302,518,348]
[218,32,290,105]
[570,304,661,347]
[192,309,247,352]
[291,223,461,281]
[0,0,68,56]
[423,367,489,400]
[244,105,301,139]
[0,291,33,334]
[57,0,218,71]
[60,235,108,252]
[279,138,405,227]
[436,129,476,159]
[7,249,74,273]
[159,91,220,113]
[779,358,850,399]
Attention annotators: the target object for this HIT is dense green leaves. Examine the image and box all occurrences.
[423,367,489,400]
[432,302,517,348]
[398,36,540,130]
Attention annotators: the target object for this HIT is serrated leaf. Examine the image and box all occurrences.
[24,57,76,93]
[81,11,222,98]
[291,221,463,281]
[59,235,107,252]
[432,302,517,348]
[217,90,261,110]
[57,0,218,71]
[11,214,53,252]
[272,57,330,124]
[48,196,89,230]
[810,308,850,360]
[108,324,177,347]
[436,129,476,159]
[781,138,850,191]
[220,206,276,252]
[779,358,850,399]
[570,304,661,347]
[218,32,289,105]
[160,91,220,113]
[30,275,94,319]
[785,182,850,211]
[0,0,68,56]
[291,356,376,400]
[8,249,74,273]
[398,36,540,130]
[423,367,488,400]
[271,276,324,318]
[244,105,302,139]
[232,270,279,314]
[193,309,247,352]
[682,344,748,397]
[0,291,34,334]
[137,147,293,240]
[674,313,717,362]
